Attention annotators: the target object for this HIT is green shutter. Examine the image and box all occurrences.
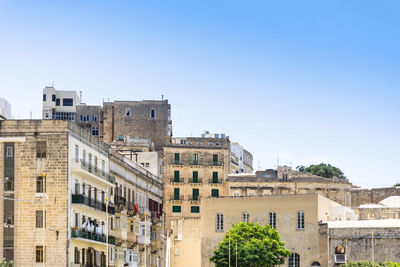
[174,153,180,161]
[193,188,199,200]
[193,171,198,182]
[172,206,181,213]
[191,206,200,213]
[212,189,219,197]
[174,170,180,182]
[213,154,218,162]
[213,172,218,183]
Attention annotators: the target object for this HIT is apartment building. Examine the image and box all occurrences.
[109,150,163,267]
[0,120,115,266]
[230,142,253,174]
[42,86,80,120]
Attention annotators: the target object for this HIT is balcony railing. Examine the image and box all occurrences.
[188,196,201,201]
[188,178,202,184]
[170,195,184,201]
[171,160,183,165]
[71,228,115,245]
[78,160,115,184]
[210,161,223,166]
[209,178,222,184]
[190,161,200,165]
[72,194,115,215]
[170,178,184,183]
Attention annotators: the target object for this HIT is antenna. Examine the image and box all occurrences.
[30,111,32,120]
[277,153,280,167]
[80,91,83,104]
[162,94,164,101]
[258,161,261,170]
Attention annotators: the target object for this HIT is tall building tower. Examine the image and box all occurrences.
[0,98,11,119]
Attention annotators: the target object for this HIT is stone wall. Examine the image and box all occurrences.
[101,100,171,148]
[328,227,400,264]
[350,187,400,208]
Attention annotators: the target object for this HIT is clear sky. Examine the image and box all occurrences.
[0,0,399,188]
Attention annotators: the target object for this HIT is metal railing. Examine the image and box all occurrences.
[188,178,202,184]
[209,178,222,184]
[171,160,183,165]
[78,160,115,184]
[72,194,115,214]
[188,196,201,201]
[170,177,184,183]
[71,227,115,245]
[170,195,184,201]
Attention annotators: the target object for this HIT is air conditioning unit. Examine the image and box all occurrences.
[335,254,346,264]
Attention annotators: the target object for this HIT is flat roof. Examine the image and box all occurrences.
[326,219,400,228]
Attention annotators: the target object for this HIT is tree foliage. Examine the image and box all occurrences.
[210,222,291,267]
[296,163,346,179]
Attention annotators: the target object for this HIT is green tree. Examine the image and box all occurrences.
[296,163,346,179]
[210,222,291,267]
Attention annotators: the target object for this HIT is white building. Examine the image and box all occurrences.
[42,86,80,120]
[0,98,11,119]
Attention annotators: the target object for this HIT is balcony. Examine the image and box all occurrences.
[114,196,126,213]
[72,194,115,215]
[71,228,115,245]
[72,160,115,186]
[188,178,202,184]
[209,178,222,184]
[170,195,184,202]
[170,160,183,165]
[170,177,184,184]
[188,196,201,202]
[210,161,223,167]
[190,161,200,166]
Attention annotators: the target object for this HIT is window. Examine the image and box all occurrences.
[216,213,223,231]
[92,114,98,122]
[92,126,99,136]
[150,109,155,119]
[36,176,46,193]
[125,108,131,117]
[192,188,199,200]
[36,141,46,158]
[88,153,92,170]
[6,146,13,157]
[82,150,86,165]
[174,170,180,182]
[288,253,300,267]
[192,171,198,183]
[145,162,150,167]
[63,98,73,106]
[345,194,350,206]
[173,188,180,200]
[193,153,198,164]
[212,172,218,183]
[233,192,240,197]
[311,262,321,267]
[242,212,249,223]
[212,154,218,165]
[36,246,44,262]
[174,153,180,164]
[191,206,200,213]
[283,174,288,181]
[74,247,80,264]
[94,156,98,172]
[211,189,219,198]
[36,211,44,228]
[56,98,60,106]
[102,160,105,176]
[52,94,56,101]
[269,212,276,228]
[297,211,305,230]
[172,206,181,213]
[43,94,46,101]
[75,145,79,163]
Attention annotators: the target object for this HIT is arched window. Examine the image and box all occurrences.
[311,261,321,267]
[288,253,300,267]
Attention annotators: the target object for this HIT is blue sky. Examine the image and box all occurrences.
[0,0,399,188]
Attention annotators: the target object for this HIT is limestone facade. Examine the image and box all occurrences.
[100,100,171,148]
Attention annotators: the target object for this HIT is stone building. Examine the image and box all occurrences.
[230,142,253,174]
[0,120,164,267]
[199,194,341,267]
[227,166,354,206]
[324,220,400,264]
[100,100,172,148]
[76,104,101,136]
[358,196,400,220]
[42,86,80,120]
